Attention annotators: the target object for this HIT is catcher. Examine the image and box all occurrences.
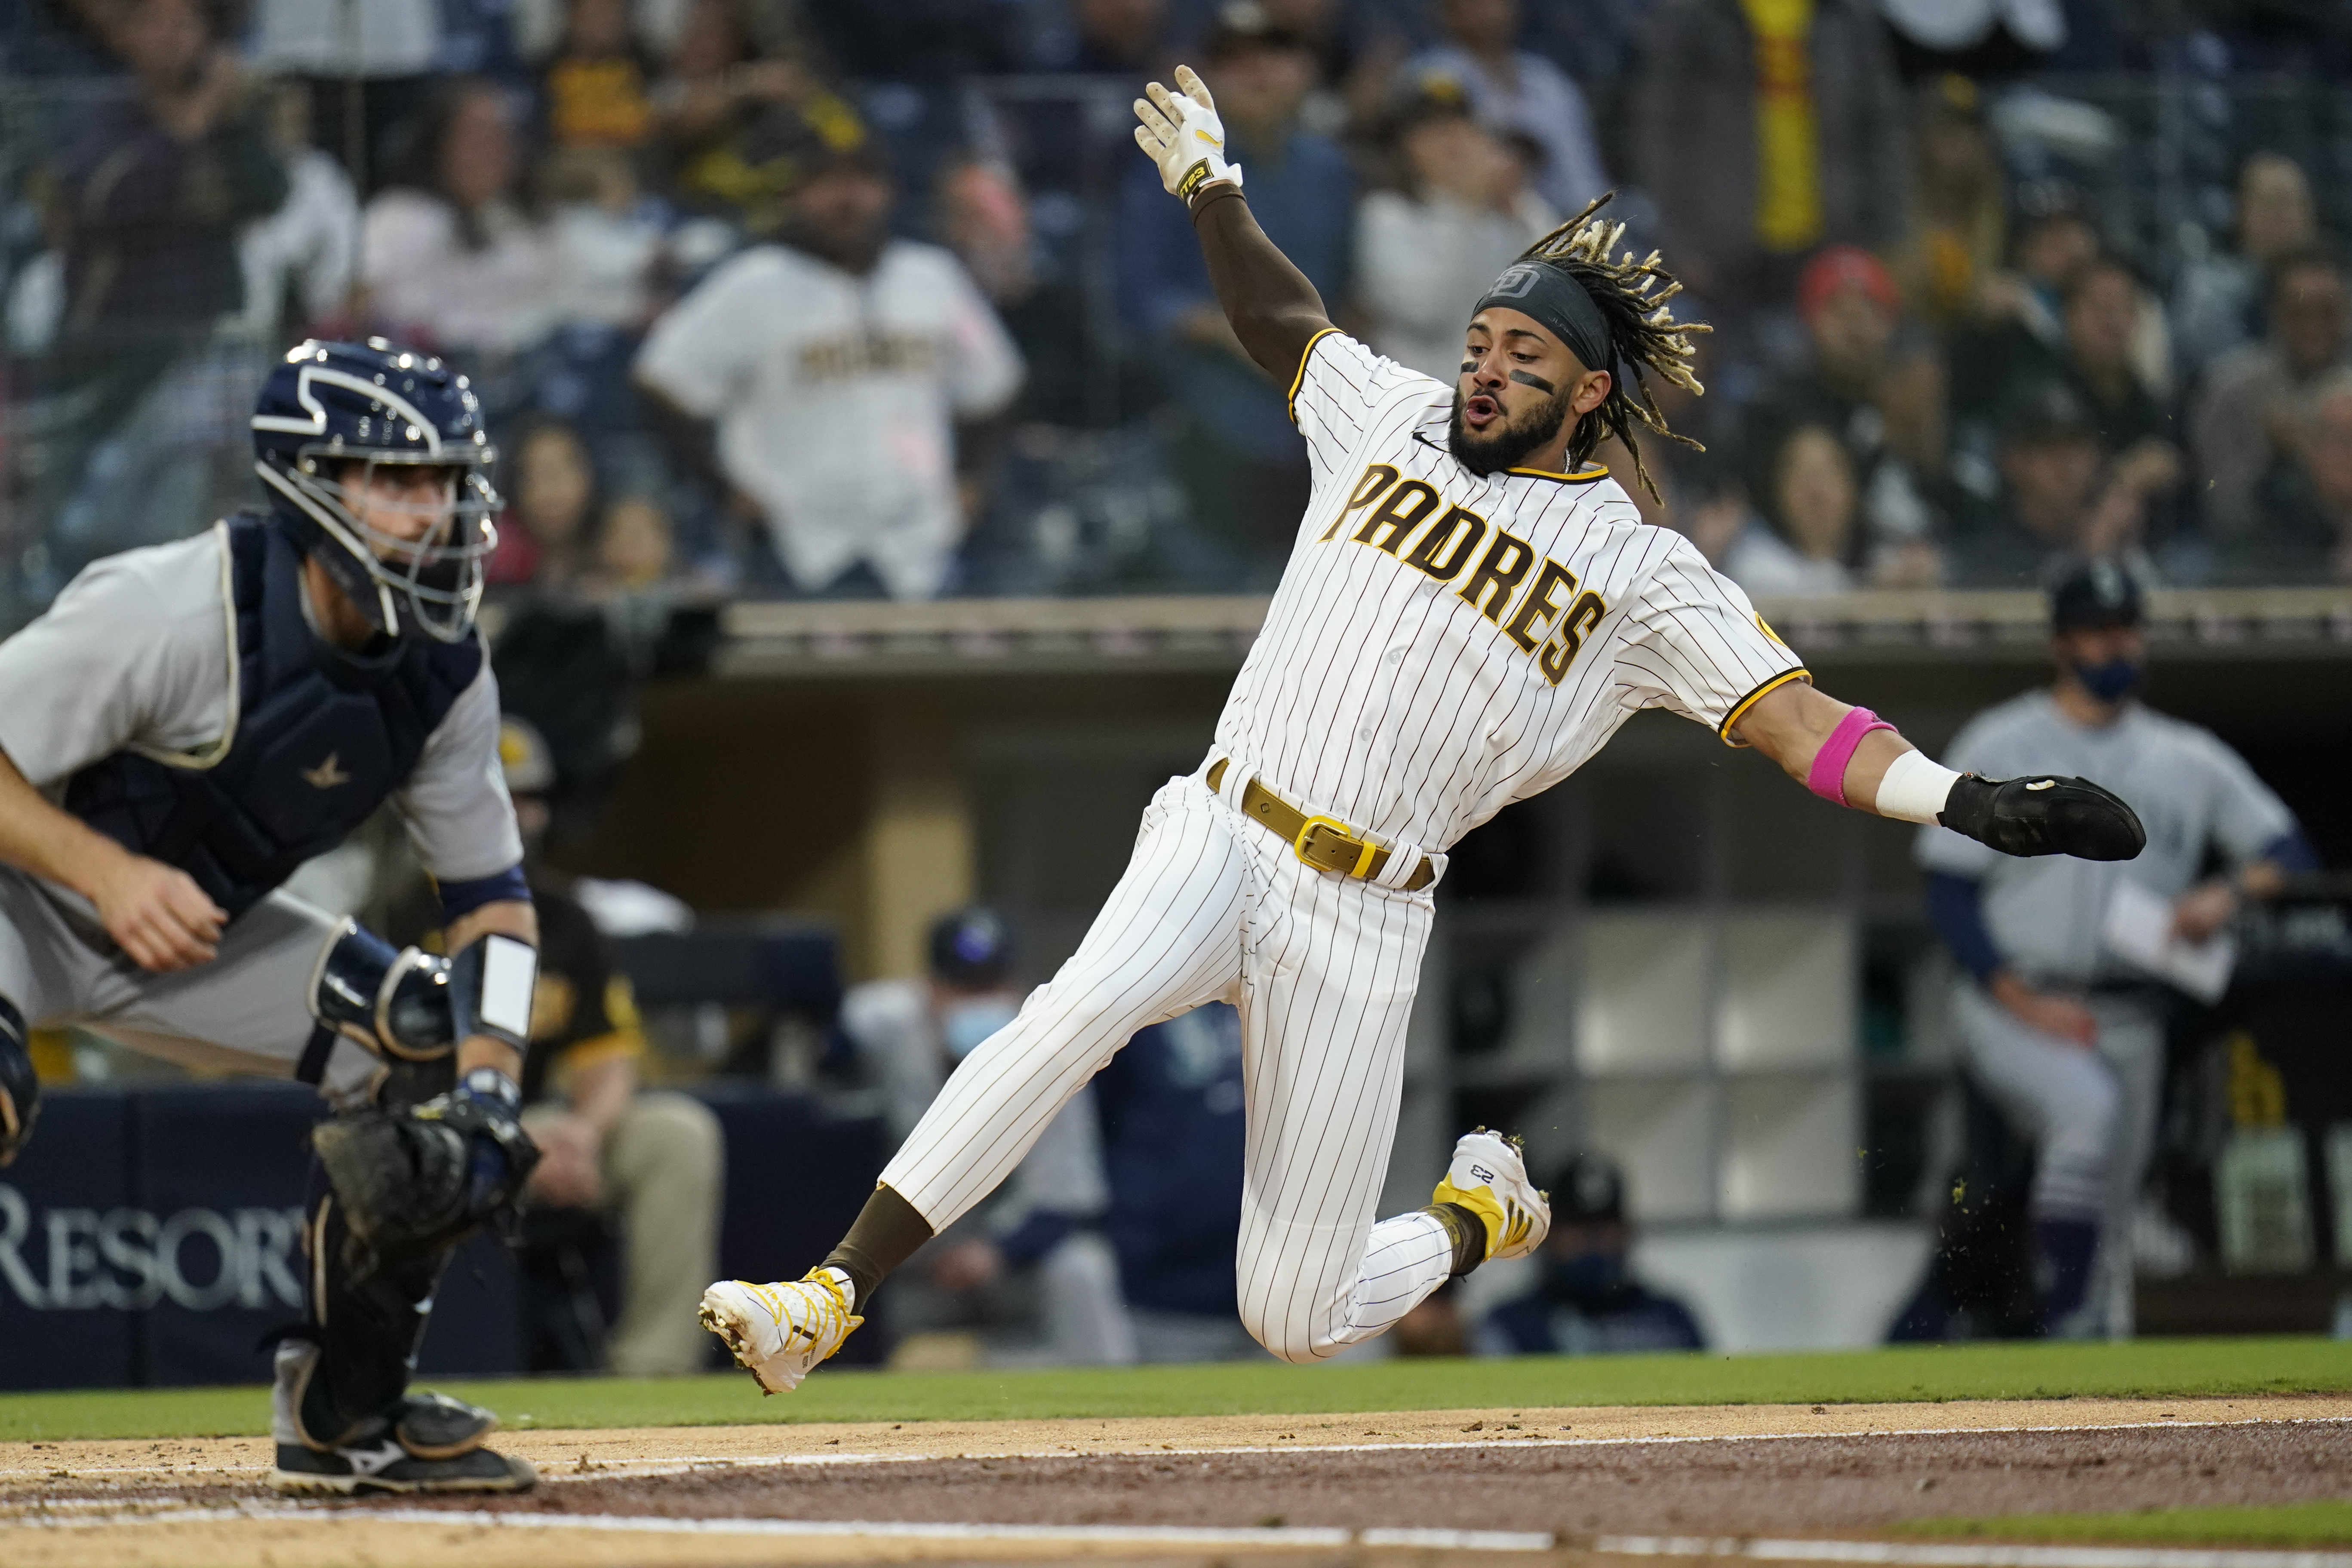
[0,339,540,1494]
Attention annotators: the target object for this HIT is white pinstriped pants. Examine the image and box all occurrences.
[881,770,1457,1362]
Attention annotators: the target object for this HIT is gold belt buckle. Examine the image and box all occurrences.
[1295,815,1377,879]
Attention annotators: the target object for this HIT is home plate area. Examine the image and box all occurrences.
[3,1401,2348,1568]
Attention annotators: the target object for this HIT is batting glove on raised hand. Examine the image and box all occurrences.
[1134,65,1244,202]
[1940,773,2146,861]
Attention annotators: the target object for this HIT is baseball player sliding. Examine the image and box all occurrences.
[700,68,2147,1387]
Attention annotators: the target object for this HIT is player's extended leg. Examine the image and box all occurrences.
[101,898,535,1493]
[702,775,1249,1391]
[1226,854,1451,1361]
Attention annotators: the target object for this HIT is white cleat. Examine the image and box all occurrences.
[698,1272,864,1394]
[1432,1128,1551,1264]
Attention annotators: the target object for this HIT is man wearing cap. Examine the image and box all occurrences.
[1742,244,1943,578]
[635,142,1024,599]
[1477,1154,1703,1356]
[1947,378,2170,589]
[1918,560,2318,1335]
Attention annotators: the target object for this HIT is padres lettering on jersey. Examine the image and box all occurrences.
[1318,461,1610,686]
[1214,331,1805,856]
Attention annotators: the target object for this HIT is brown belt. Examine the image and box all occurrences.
[1207,759,1436,892]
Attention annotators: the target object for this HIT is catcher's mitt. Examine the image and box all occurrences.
[313,1082,538,1268]
[1940,773,2146,861]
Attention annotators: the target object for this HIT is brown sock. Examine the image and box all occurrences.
[821,1184,935,1310]
[1425,1202,1487,1276]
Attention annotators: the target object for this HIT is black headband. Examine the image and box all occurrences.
[1473,259,1614,377]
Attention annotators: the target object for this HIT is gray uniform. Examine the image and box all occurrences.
[1917,690,2295,1333]
[0,526,520,1100]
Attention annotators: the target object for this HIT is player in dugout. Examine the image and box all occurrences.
[697,67,2149,1390]
[1918,559,2319,1337]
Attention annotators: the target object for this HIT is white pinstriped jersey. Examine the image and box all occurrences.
[1214,331,1808,856]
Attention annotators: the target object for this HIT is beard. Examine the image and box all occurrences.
[1447,382,1577,474]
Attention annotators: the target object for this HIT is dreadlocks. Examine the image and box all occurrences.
[1512,194,1709,503]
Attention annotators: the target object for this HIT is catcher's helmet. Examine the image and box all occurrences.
[251,338,499,643]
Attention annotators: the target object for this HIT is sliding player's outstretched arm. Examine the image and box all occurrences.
[1732,680,2146,862]
[1133,65,1331,381]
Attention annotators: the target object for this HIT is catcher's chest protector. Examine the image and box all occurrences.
[65,514,481,919]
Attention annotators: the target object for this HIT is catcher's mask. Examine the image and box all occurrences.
[252,338,500,643]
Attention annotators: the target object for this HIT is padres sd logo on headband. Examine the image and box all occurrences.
[1473,258,1615,375]
[1486,264,1545,301]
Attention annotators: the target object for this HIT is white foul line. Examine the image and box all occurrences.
[1596,1536,2352,1568]
[6,1505,2351,1568]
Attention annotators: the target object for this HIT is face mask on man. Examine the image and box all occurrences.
[942,998,1020,1061]
[2072,654,2143,703]
[1542,1249,1629,1304]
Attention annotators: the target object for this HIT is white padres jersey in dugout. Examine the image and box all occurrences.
[881,332,1805,1362]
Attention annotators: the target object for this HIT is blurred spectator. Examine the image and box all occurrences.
[596,494,678,592]
[51,0,286,336]
[1719,424,1863,595]
[249,0,442,197]
[510,0,692,61]
[1403,0,1608,218]
[236,76,360,342]
[2233,372,2352,584]
[1743,246,1943,569]
[1092,1002,1253,1362]
[2055,258,2173,458]
[842,909,1134,1366]
[2191,249,2350,541]
[1916,562,2315,1336]
[1477,1155,1704,1355]
[1353,83,1555,381]
[1884,74,2005,334]
[635,144,1022,598]
[652,0,867,239]
[540,147,667,329]
[361,77,560,357]
[1032,0,1172,75]
[489,419,600,590]
[22,0,289,603]
[541,0,659,152]
[1630,0,1905,312]
[1949,190,2099,427]
[1119,12,1351,584]
[1948,379,2169,589]
[2173,153,2317,384]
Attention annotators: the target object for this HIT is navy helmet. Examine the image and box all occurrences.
[251,338,499,642]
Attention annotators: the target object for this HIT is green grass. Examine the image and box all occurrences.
[0,1336,2343,1443]
[1900,1500,2352,1547]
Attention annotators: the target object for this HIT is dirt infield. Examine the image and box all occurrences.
[1,1396,2346,1568]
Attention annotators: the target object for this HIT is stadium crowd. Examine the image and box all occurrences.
[7,0,2352,619]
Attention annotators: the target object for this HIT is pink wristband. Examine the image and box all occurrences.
[1806,707,1896,808]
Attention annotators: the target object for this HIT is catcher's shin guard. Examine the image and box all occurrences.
[271,1177,533,1495]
